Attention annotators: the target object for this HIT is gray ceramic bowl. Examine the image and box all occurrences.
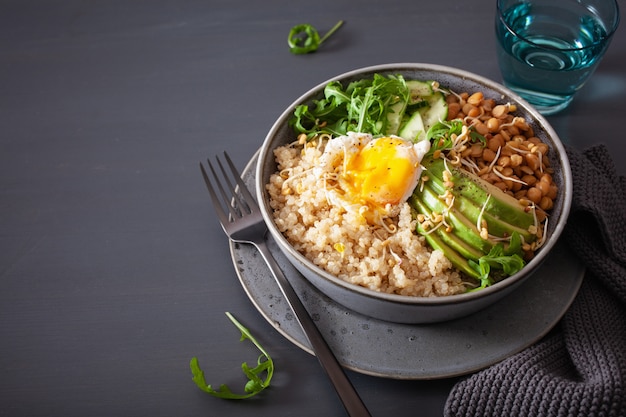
[256,63,572,324]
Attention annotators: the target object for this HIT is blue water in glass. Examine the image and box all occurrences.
[496,2,610,114]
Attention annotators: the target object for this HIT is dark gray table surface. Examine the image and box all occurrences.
[1,1,625,416]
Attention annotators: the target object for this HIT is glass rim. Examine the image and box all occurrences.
[497,0,621,52]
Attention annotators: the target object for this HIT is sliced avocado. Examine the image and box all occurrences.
[424,164,536,242]
[415,183,495,254]
[410,193,483,261]
[419,230,481,279]
[423,157,535,230]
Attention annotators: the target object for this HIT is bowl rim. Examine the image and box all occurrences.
[256,62,573,306]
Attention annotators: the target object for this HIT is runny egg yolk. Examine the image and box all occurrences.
[343,136,420,210]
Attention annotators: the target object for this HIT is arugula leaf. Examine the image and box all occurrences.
[288,21,344,55]
[289,74,408,138]
[425,119,488,156]
[469,129,487,145]
[468,232,526,291]
[190,312,274,399]
[426,119,464,152]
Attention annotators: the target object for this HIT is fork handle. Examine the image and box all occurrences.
[254,240,372,417]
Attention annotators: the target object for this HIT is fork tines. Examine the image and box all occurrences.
[200,152,253,223]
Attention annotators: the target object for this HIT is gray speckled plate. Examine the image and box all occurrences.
[230,152,584,380]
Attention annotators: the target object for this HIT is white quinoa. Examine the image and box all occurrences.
[267,139,466,297]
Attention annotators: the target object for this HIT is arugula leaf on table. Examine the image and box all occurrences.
[288,21,344,55]
[190,312,274,399]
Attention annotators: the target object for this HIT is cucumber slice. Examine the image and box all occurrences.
[386,100,407,136]
[406,80,434,104]
[398,111,426,142]
[420,92,448,132]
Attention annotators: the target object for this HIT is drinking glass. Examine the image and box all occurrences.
[495,0,620,115]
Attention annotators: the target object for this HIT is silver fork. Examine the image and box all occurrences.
[200,152,371,417]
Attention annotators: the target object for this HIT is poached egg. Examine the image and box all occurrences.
[316,132,430,225]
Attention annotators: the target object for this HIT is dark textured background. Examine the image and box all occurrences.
[1,1,624,416]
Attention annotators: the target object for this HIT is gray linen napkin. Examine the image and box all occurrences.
[444,144,626,417]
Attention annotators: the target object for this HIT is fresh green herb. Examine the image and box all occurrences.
[290,74,408,138]
[190,312,274,399]
[288,20,344,54]
[425,119,486,156]
[426,119,464,152]
[469,129,487,144]
[468,232,525,290]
